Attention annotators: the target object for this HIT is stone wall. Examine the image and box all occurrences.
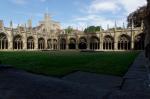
[145,0,150,60]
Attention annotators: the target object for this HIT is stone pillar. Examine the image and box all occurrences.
[100,33,103,51]
[23,32,27,50]
[131,30,134,50]
[34,35,38,50]
[8,30,13,50]
[87,39,90,50]
[45,37,47,49]
[114,29,118,51]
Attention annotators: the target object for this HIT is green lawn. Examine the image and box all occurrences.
[0,51,139,77]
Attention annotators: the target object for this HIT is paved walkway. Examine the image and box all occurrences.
[108,52,150,99]
[0,52,150,99]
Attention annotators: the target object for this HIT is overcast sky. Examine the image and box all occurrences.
[0,0,147,30]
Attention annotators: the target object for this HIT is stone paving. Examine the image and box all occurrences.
[62,71,122,90]
[0,52,150,99]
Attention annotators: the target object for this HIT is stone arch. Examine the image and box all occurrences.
[90,36,100,50]
[47,39,52,49]
[53,39,58,50]
[13,35,23,50]
[103,35,114,50]
[134,33,145,50]
[69,38,76,49]
[27,36,34,49]
[38,37,45,49]
[0,33,8,50]
[60,38,66,50]
[78,37,87,49]
[118,34,131,50]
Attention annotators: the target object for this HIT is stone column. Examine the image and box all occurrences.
[45,37,47,49]
[34,35,38,50]
[100,33,103,51]
[22,32,27,50]
[131,30,134,50]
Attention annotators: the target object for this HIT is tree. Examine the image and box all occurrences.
[84,26,102,33]
[108,27,123,30]
[127,6,147,27]
[65,26,74,34]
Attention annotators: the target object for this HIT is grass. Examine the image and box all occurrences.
[0,51,139,77]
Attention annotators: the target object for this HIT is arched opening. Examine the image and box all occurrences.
[60,38,66,50]
[47,39,52,49]
[53,39,58,50]
[13,35,23,50]
[118,34,131,50]
[27,36,34,49]
[69,38,76,49]
[134,33,145,50]
[103,35,114,50]
[38,38,45,49]
[0,33,8,50]
[79,37,87,49]
[90,36,100,50]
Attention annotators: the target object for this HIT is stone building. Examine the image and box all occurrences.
[0,13,145,51]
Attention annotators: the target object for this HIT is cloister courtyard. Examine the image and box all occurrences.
[0,51,139,77]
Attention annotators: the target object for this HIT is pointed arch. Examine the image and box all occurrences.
[13,35,23,49]
[90,36,100,50]
[103,35,114,50]
[78,37,87,49]
[38,37,45,49]
[60,38,66,50]
[27,36,34,49]
[69,38,76,49]
[134,33,145,50]
[53,39,58,50]
[47,39,52,49]
[118,34,131,50]
[0,33,8,50]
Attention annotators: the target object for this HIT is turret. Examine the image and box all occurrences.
[28,19,32,28]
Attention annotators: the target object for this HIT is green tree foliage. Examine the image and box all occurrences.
[127,6,147,27]
[108,27,123,30]
[65,26,74,34]
[84,26,102,33]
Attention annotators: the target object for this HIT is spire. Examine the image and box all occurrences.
[24,23,27,32]
[28,19,32,28]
